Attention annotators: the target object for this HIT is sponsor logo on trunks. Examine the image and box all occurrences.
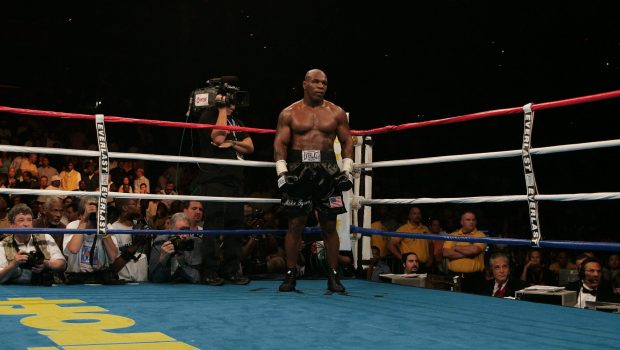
[329,196,343,208]
[302,150,321,162]
[283,199,311,207]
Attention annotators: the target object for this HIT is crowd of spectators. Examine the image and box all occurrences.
[366,205,620,308]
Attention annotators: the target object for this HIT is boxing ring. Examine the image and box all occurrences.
[1,89,620,349]
[1,281,618,349]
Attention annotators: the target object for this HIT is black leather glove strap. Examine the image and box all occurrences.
[278,172,299,190]
[334,172,353,191]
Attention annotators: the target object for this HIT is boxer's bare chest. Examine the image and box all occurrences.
[290,105,337,135]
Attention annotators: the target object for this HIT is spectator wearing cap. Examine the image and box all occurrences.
[38,174,64,202]
[46,175,62,191]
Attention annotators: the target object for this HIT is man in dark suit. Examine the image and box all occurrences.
[566,256,620,308]
[483,252,522,298]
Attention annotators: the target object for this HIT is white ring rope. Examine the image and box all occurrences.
[0,188,280,204]
[4,139,620,171]
[359,192,620,205]
[3,142,619,207]
[0,145,274,168]
[357,139,620,169]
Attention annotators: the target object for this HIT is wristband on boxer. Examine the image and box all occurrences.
[342,158,354,173]
[275,160,288,176]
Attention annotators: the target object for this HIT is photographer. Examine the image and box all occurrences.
[149,212,202,283]
[0,204,66,285]
[241,204,284,275]
[108,198,149,282]
[197,86,254,286]
[63,197,121,284]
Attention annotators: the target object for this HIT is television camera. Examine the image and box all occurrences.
[187,76,249,116]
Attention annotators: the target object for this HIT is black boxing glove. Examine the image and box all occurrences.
[334,172,353,192]
[334,158,354,191]
[276,160,299,192]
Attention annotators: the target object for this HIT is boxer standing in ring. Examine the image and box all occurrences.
[273,69,353,293]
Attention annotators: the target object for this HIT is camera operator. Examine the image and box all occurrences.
[197,89,254,286]
[0,204,66,285]
[149,212,202,283]
[63,197,121,284]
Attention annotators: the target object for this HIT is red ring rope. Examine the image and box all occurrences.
[1,89,619,136]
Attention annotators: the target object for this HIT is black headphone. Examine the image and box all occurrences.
[579,257,601,281]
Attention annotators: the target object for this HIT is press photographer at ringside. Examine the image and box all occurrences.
[195,77,254,286]
[63,197,121,284]
[0,204,66,285]
[149,212,203,283]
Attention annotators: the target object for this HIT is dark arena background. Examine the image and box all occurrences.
[1,1,620,349]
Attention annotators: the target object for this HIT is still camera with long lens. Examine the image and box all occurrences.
[187,76,250,116]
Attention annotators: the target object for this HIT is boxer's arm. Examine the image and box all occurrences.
[274,110,292,163]
[335,108,353,160]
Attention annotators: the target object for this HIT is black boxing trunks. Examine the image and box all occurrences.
[281,150,347,217]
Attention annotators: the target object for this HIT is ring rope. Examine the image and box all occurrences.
[2,139,619,171]
[356,139,620,169]
[358,192,620,205]
[0,227,322,236]
[3,89,620,257]
[0,188,281,204]
[2,89,619,136]
[0,145,274,168]
[0,106,276,134]
[5,188,618,206]
[5,225,619,253]
[351,226,620,252]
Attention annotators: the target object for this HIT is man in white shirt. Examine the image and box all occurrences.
[64,198,120,284]
[108,198,148,282]
[0,204,66,285]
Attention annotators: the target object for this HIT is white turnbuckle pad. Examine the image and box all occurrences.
[302,150,321,162]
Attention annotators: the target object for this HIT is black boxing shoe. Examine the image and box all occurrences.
[327,269,345,293]
[279,268,298,292]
